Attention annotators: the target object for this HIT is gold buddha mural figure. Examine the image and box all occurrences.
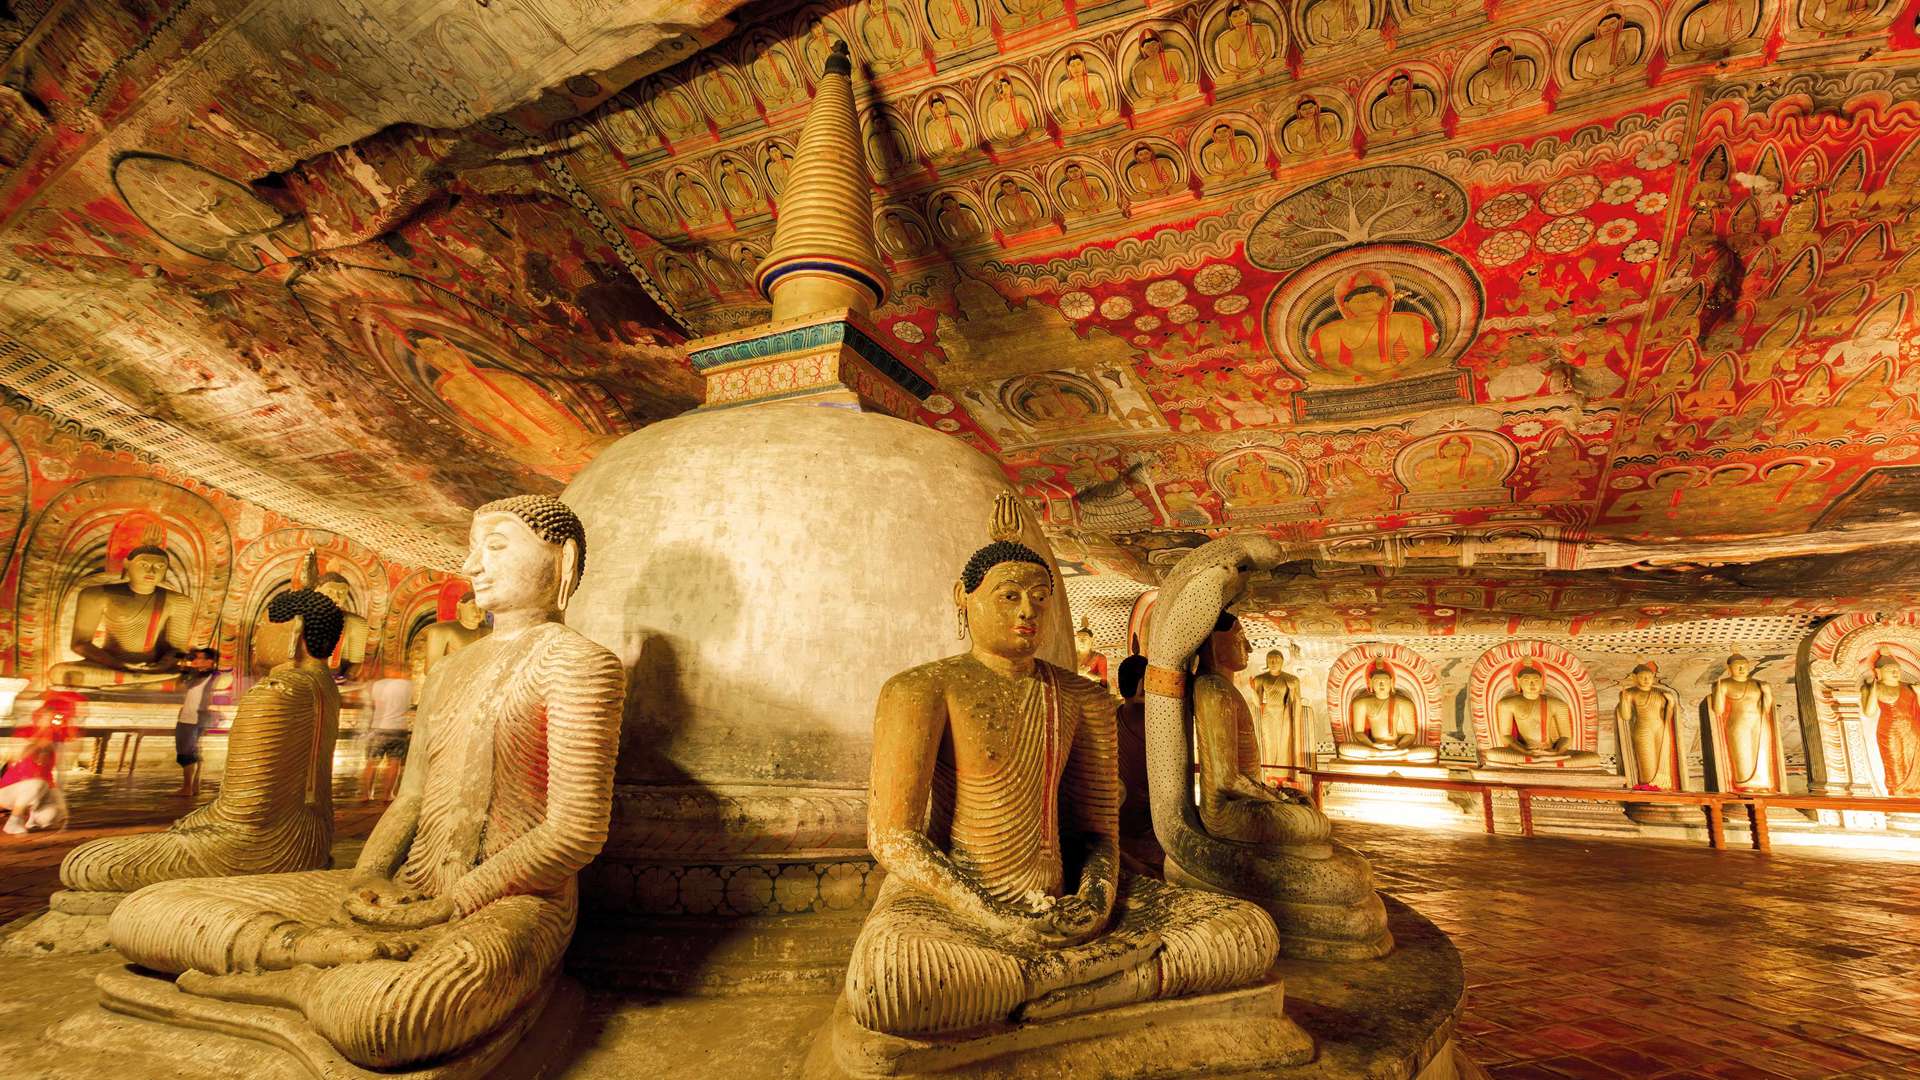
[48,545,196,689]
[1126,30,1190,105]
[840,520,1279,1036]
[1211,2,1282,79]
[1054,51,1115,131]
[62,588,343,894]
[1250,647,1305,773]
[105,495,625,1072]
[1482,666,1603,768]
[1280,96,1344,157]
[1306,270,1440,382]
[1617,663,1683,791]
[1338,662,1437,762]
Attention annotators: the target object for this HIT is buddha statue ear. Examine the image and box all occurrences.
[285,614,309,661]
[556,538,582,612]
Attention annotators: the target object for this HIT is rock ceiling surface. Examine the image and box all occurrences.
[3,0,1920,629]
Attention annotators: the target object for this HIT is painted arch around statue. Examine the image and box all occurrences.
[13,477,232,687]
[1324,642,1443,747]
[1466,639,1601,754]
[1800,612,1920,798]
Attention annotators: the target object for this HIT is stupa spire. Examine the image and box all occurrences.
[754,41,888,321]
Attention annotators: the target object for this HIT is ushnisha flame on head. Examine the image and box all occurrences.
[959,493,1049,593]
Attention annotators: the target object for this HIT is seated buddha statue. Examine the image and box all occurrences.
[106,495,625,1072]
[1481,666,1604,768]
[47,546,195,689]
[1337,663,1438,762]
[841,531,1280,1037]
[1191,613,1330,848]
[418,587,490,677]
[61,589,343,895]
[313,572,370,681]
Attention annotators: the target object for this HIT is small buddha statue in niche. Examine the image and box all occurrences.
[842,525,1278,1036]
[47,545,195,688]
[1250,647,1305,773]
[1862,653,1920,796]
[1074,617,1110,689]
[1617,663,1683,791]
[1337,662,1438,763]
[1710,653,1782,792]
[1482,666,1603,768]
[419,587,490,677]
[106,495,625,1071]
[62,589,344,893]
[313,572,370,681]
[1192,614,1331,846]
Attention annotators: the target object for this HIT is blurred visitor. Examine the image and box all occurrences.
[173,648,222,797]
[359,675,413,801]
[0,693,81,834]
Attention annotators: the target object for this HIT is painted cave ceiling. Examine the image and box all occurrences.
[4,0,1920,632]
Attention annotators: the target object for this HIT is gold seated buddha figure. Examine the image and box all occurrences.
[102,496,624,1074]
[61,589,343,898]
[819,525,1307,1077]
[1481,666,1604,769]
[46,546,195,690]
[1336,664,1439,763]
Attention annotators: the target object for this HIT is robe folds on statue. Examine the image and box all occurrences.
[63,661,338,891]
[844,662,1277,1036]
[109,623,623,1070]
[1877,683,1920,796]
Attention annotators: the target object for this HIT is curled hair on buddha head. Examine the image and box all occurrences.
[268,588,345,660]
[125,545,169,563]
[1515,664,1544,680]
[477,494,588,583]
[960,492,1051,593]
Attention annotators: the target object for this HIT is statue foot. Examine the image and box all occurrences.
[179,967,317,1011]
[1019,961,1163,1023]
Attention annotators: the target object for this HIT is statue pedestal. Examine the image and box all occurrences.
[0,890,127,957]
[65,967,582,1080]
[803,980,1313,1080]
[1313,761,1467,829]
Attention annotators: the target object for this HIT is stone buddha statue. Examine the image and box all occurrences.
[1249,647,1304,773]
[419,587,489,676]
[313,572,370,681]
[1710,653,1781,792]
[61,588,344,897]
[839,529,1281,1039]
[47,545,195,688]
[104,495,625,1073]
[1617,663,1683,791]
[1337,663,1438,763]
[1193,614,1331,846]
[1482,666,1604,768]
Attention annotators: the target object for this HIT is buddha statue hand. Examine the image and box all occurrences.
[341,877,454,930]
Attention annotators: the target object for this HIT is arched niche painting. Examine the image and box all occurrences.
[1466,640,1605,768]
[1324,642,1446,753]
[1392,430,1517,509]
[15,478,232,693]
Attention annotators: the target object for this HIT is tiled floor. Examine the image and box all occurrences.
[4,743,1917,1079]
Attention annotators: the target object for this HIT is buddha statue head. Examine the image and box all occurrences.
[1514,665,1546,698]
[1366,661,1395,699]
[1075,619,1096,656]
[467,495,587,618]
[1265,648,1286,675]
[1873,653,1904,688]
[953,537,1052,661]
[1727,654,1754,681]
[454,589,484,629]
[1631,662,1657,690]
[255,589,345,668]
[313,572,355,614]
[1199,611,1248,675]
[123,545,170,595]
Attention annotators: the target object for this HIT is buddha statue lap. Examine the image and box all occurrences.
[1481,666,1604,769]
[46,546,195,689]
[1337,663,1439,763]
[103,495,624,1073]
[823,523,1307,1077]
[61,589,344,898]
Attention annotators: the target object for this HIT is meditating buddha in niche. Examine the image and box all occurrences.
[842,509,1277,1036]
[1617,663,1683,791]
[313,571,369,680]
[107,495,625,1071]
[1863,654,1920,796]
[1338,662,1438,762]
[1483,666,1603,767]
[62,588,343,893]
[1192,614,1332,846]
[48,545,196,688]
[1710,654,1780,792]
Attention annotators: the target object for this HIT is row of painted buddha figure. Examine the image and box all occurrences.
[41,541,491,692]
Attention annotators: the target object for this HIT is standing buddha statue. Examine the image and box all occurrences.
[1863,654,1920,796]
[1250,647,1305,774]
[1617,663,1684,791]
[1708,654,1783,792]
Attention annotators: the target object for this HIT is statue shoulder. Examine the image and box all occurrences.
[1191,671,1239,707]
[535,621,622,674]
[1043,658,1104,695]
